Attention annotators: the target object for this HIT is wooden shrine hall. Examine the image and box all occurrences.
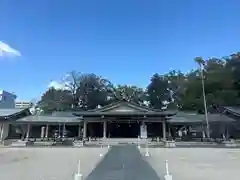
[0,100,236,143]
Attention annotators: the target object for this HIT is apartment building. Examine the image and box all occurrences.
[0,90,17,108]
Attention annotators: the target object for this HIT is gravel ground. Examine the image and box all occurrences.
[1,146,239,180]
[139,147,240,180]
[0,147,109,180]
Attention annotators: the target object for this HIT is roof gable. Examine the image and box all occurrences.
[107,105,141,112]
[88,100,157,113]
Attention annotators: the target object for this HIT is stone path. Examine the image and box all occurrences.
[86,145,161,180]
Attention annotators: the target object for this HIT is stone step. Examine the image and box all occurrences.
[32,141,54,146]
[73,141,84,147]
[11,140,31,147]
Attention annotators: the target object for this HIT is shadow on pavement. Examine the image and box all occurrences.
[86,145,161,180]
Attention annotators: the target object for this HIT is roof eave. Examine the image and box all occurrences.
[223,107,240,116]
[73,111,176,118]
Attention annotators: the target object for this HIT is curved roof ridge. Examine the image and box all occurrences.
[87,99,165,112]
[87,100,122,112]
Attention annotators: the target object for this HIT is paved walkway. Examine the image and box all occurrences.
[86,145,161,180]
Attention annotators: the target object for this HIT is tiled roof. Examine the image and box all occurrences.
[169,112,235,123]
[16,115,82,123]
[1,108,234,124]
[223,106,240,116]
[0,108,27,117]
[51,111,78,117]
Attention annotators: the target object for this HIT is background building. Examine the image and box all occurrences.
[15,101,32,109]
[0,90,17,108]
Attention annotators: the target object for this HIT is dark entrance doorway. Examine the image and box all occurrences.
[108,121,140,138]
[87,122,103,138]
[146,122,163,138]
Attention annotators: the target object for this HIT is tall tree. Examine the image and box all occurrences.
[225,53,240,103]
[76,73,112,109]
[164,70,187,109]
[37,51,240,113]
[147,73,170,109]
[180,56,240,111]
[110,85,146,105]
[62,71,82,108]
[38,88,73,113]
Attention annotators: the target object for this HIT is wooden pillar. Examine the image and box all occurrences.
[141,121,147,139]
[162,121,166,140]
[201,123,206,139]
[45,124,49,138]
[83,121,87,138]
[41,126,45,139]
[26,124,31,141]
[62,123,66,138]
[225,123,229,140]
[168,126,171,137]
[78,124,81,138]
[103,120,107,139]
[0,124,4,142]
[58,124,61,138]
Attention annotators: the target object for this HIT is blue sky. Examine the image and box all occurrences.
[1,0,240,101]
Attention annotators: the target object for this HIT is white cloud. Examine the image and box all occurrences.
[48,81,66,90]
[0,41,21,57]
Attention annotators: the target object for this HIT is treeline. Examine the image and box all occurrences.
[38,53,240,113]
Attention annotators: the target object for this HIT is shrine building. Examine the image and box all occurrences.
[0,100,236,142]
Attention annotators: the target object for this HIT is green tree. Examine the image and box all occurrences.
[38,88,73,113]
[164,70,188,109]
[62,71,82,108]
[147,73,170,109]
[225,53,240,103]
[110,85,146,105]
[38,51,240,113]
[76,73,112,109]
[180,56,240,111]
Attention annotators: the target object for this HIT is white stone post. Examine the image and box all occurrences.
[164,160,172,180]
[144,139,150,156]
[137,135,140,149]
[103,120,107,139]
[162,121,166,140]
[83,121,87,138]
[26,124,31,141]
[74,160,83,180]
[45,124,49,139]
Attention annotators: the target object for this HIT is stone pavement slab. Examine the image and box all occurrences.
[86,145,161,180]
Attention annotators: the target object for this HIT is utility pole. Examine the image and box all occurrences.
[196,57,210,139]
